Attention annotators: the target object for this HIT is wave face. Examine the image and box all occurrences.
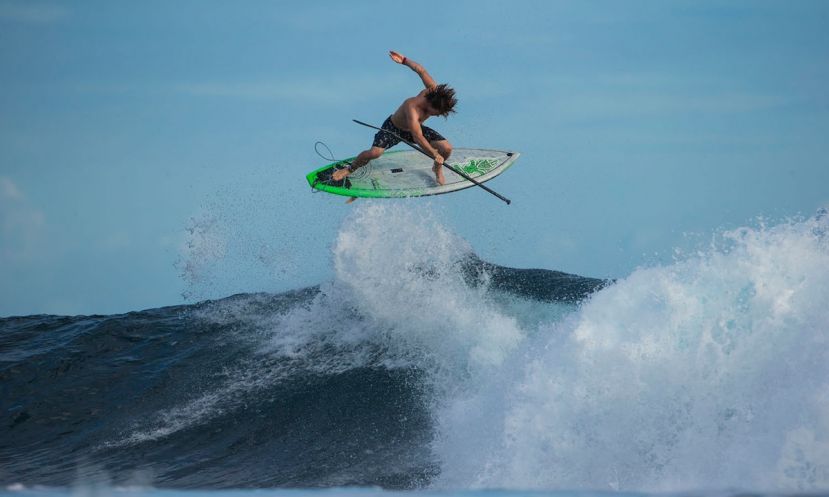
[2,204,828,492]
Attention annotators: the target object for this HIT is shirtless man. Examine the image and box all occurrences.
[332,51,457,185]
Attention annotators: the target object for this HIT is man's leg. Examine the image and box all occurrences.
[430,140,453,185]
[332,146,385,181]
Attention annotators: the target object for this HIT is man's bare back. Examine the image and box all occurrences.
[332,51,457,186]
[390,90,437,132]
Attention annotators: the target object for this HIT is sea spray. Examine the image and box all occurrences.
[332,203,525,376]
[108,203,529,449]
[433,214,829,491]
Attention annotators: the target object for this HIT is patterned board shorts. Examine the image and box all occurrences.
[371,116,446,149]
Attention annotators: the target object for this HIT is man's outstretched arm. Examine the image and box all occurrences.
[389,50,436,89]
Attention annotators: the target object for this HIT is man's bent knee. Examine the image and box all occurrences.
[433,141,452,158]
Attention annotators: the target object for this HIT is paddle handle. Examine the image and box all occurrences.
[352,119,511,205]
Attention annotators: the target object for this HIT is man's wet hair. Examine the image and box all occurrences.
[426,84,457,117]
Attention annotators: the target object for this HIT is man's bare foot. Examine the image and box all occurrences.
[433,164,445,185]
[332,167,350,181]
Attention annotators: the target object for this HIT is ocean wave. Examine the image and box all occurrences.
[0,204,602,489]
[5,204,825,492]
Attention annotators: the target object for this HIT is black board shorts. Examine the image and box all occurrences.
[371,116,446,149]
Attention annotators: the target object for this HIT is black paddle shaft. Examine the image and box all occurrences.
[352,119,511,205]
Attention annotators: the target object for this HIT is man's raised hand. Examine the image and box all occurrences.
[389,51,406,64]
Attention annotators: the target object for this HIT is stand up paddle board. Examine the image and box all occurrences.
[307,148,519,200]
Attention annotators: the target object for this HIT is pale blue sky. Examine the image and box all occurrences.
[1,1,827,316]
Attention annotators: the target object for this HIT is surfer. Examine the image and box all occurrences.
[333,51,457,186]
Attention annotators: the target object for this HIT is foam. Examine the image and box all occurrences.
[433,213,829,491]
